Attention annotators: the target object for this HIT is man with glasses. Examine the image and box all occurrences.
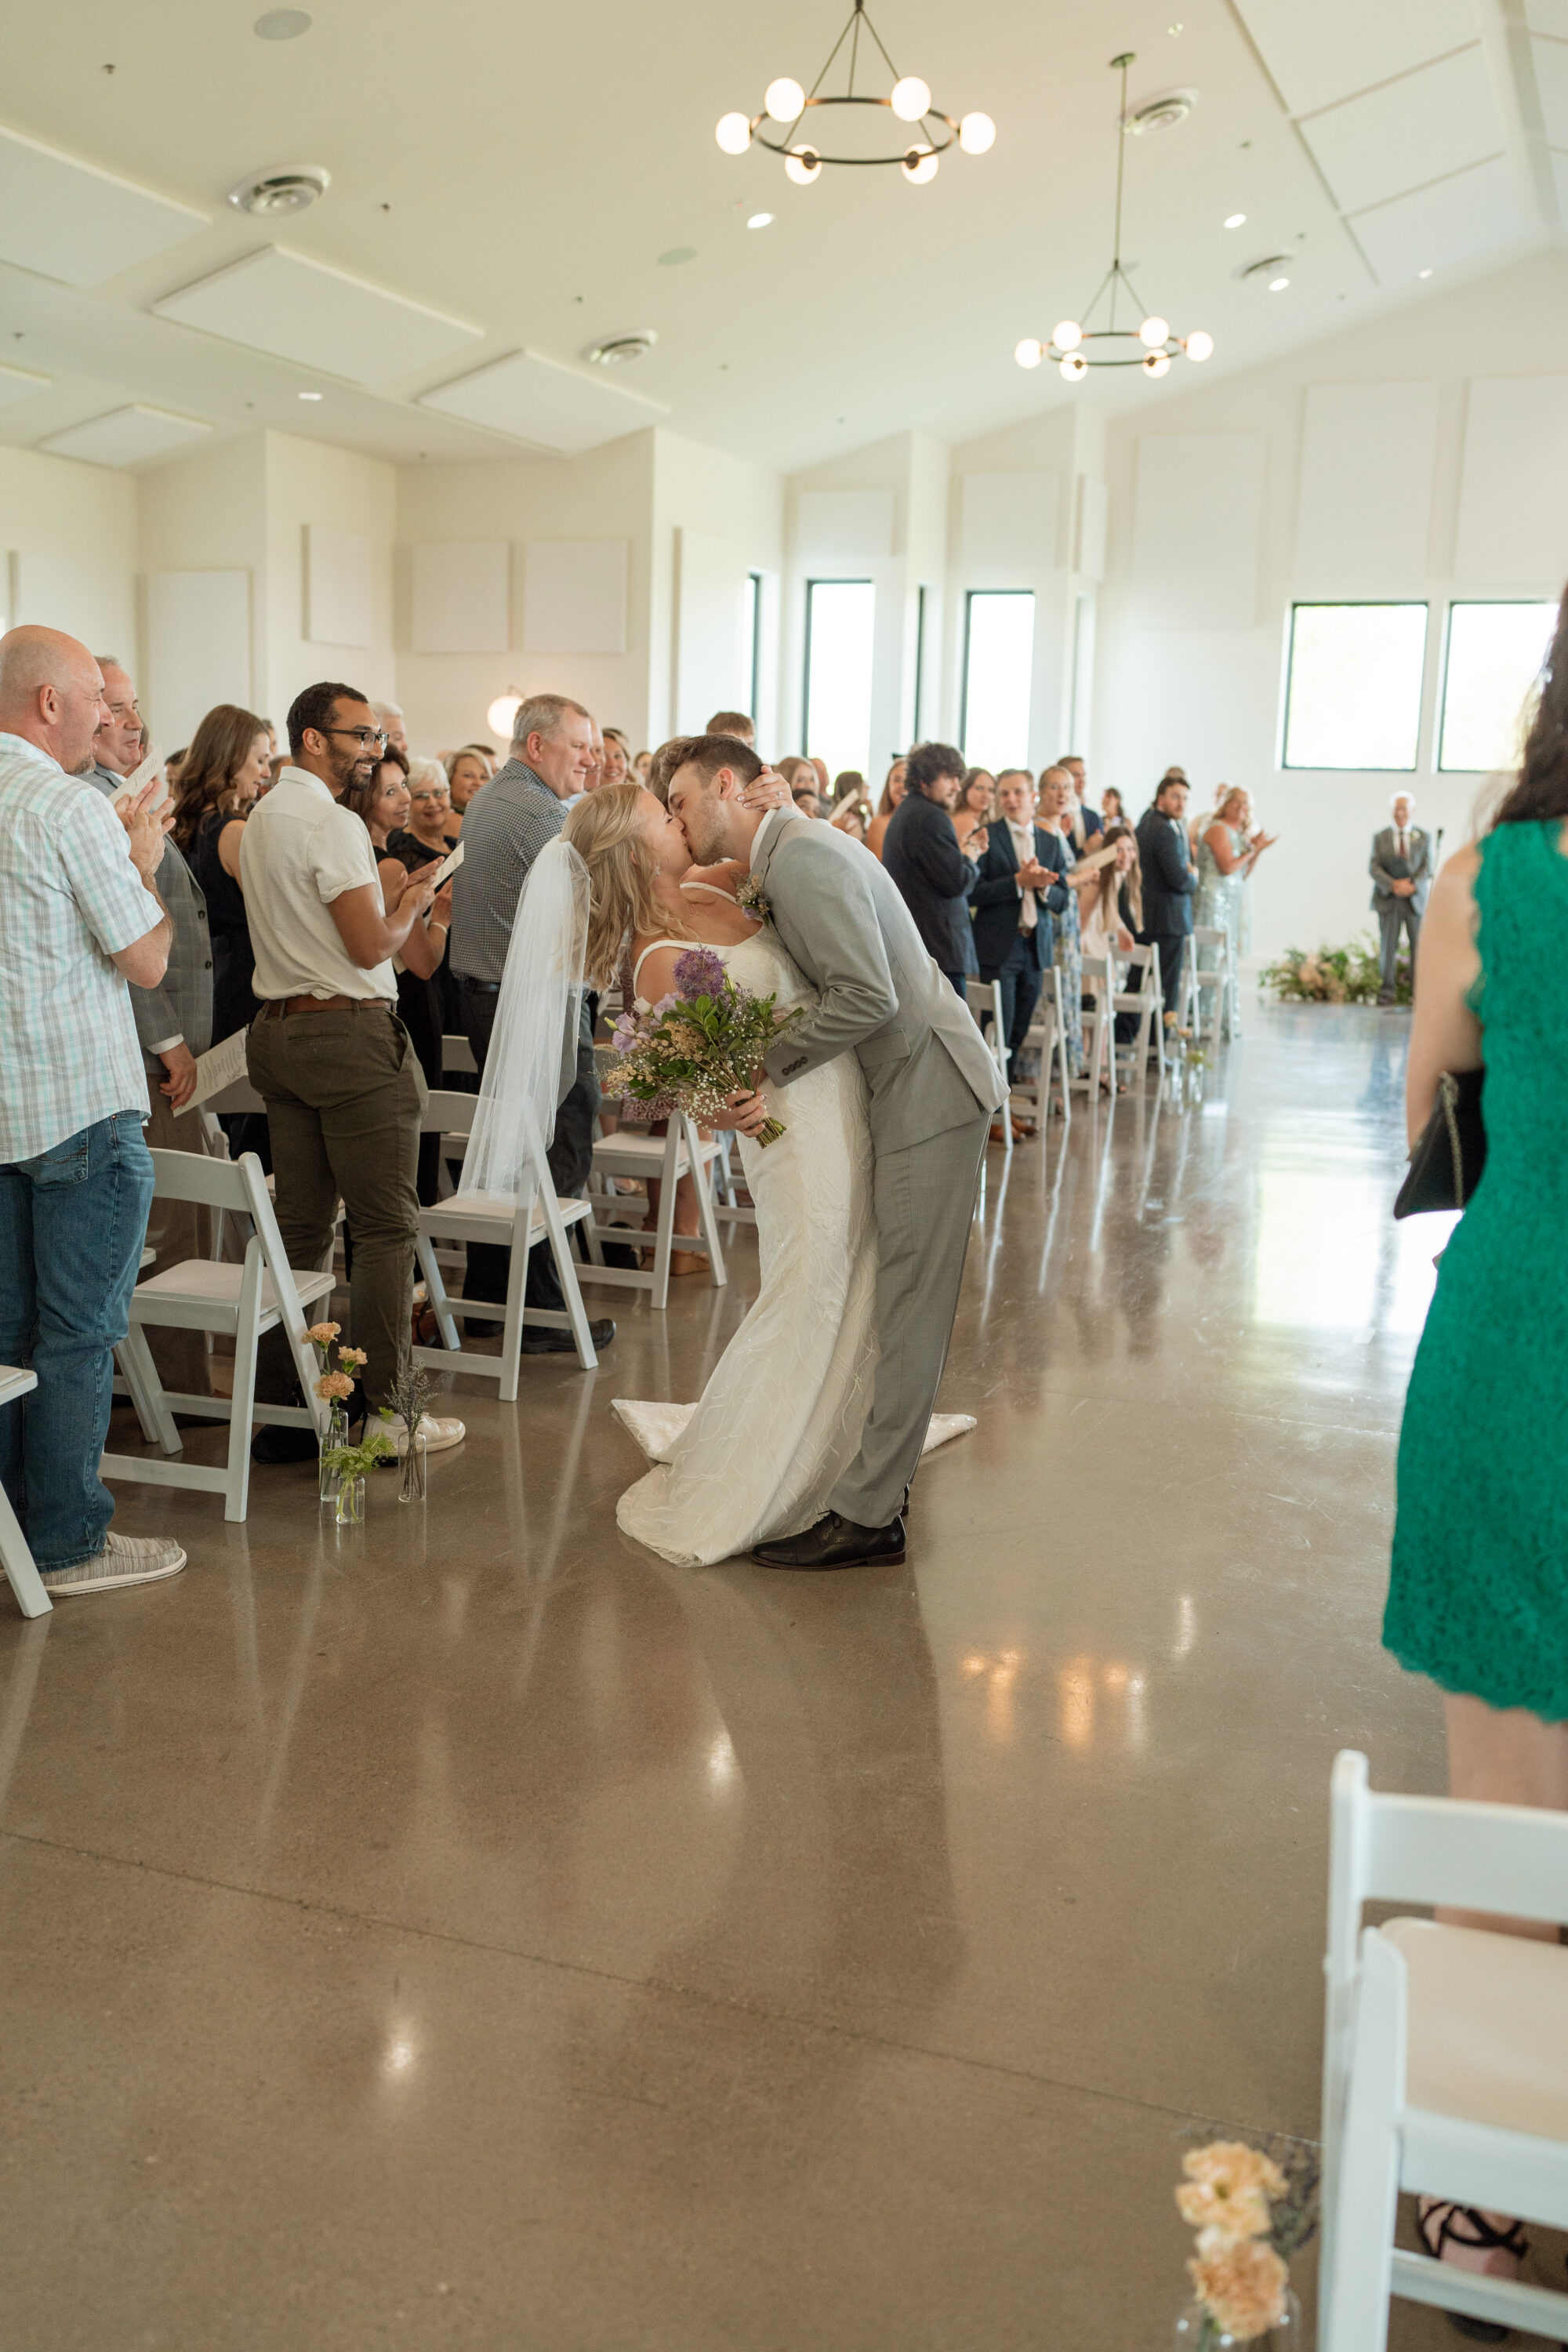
[241,681,464,1462]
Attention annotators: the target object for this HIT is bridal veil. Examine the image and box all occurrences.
[461,836,591,1198]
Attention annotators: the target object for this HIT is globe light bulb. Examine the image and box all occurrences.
[715,111,753,155]
[1060,352,1088,381]
[1014,337,1044,369]
[901,144,939,184]
[487,694,522,738]
[1184,329,1214,361]
[764,76,805,123]
[1139,315,1169,347]
[891,75,931,122]
[784,144,822,185]
[1142,350,1171,377]
[959,111,996,154]
[1052,319,1083,351]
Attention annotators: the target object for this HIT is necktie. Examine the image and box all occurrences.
[1397,830,1408,861]
[1011,826,1036,931]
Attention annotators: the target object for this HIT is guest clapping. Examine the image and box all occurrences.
[969,770,1069,1120]
[953,769,996,851]
[389,760,459,871]
[1195,786,1275,1000]
[176,702,274,1167]
[866,759,908,860]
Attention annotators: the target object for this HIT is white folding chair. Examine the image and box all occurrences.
[1011,970,1074,1127]
[412,1090,599,1396]
[964,978,1012,1152]
[1320,1750,1568,2352]
[1079,955,1115,1099]
[709,1130,757,1227]
[102,1149,333,1523]
[441,1032,477,1077]
[1180,926,1236,1044]
[1112,943,1166,1083]
[582,1113,727,1312]
[0,1367,52,1617]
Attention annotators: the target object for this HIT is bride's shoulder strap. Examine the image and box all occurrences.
[631,936,692,991]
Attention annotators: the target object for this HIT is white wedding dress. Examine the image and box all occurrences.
[613,924,971,1566]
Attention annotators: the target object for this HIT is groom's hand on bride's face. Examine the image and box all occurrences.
[739,767,791,814]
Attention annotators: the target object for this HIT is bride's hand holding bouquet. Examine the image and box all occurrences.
[611,946,803,1149]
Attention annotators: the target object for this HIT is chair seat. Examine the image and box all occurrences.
[130,1257,335,1333]
[420,1189,592,1240]
[591,1132,720,1174]
[0,1364,38,1408]
[1386,1918,1568,2143]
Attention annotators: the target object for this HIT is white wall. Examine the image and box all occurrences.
[0,443,137,673]
[1093,249,1568,964]
[651,430,785,751]
[138,434,267,739]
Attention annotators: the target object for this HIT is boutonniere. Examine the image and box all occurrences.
[735,873,771,924]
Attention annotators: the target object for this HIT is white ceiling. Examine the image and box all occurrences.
[0,0,1561,478]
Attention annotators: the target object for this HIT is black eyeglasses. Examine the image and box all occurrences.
[322,726,387,750]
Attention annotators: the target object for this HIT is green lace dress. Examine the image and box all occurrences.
[1384,821,1568,1721]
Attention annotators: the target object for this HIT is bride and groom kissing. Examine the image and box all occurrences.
[469,732,1006,1572]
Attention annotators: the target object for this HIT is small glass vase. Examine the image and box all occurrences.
[397,1425,426,1504]
[334,1472,365,1528]
[1174,2286,1301,2350]
[318,1405,348,1503]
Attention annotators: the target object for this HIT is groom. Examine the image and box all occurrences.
[667,735,1005,1570]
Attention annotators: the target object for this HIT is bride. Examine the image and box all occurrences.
[561,781,880,1566]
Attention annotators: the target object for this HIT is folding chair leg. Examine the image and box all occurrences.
[648,1132,681,1312]
[416,1234,463,1353]
[0,1480,51,1617]
[118,1324,182,1455]
[540,1192,599,1370]
[683,1115,728,1286]
[223,1247,263,1522]
[498,1193,532,1405]
[1323,1933,1405,2352]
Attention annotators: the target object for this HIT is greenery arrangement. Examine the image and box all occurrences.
[1258,933,1411,1005]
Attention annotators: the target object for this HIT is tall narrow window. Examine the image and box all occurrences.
[913,583,933,744]
[961,590,1034,773]
[1069,590,1095,758]
[1439,601,1556,773]
[743,571,764,724]
[1281,603,1428,771]
[803,579,874,777]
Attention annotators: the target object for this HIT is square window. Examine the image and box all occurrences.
[1438,601,1556,773]
[803,580,874,779]
[1282,603,1428,771]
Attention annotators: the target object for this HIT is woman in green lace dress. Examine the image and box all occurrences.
[1383,585,1568,2297]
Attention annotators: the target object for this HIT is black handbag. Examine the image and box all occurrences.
[1393,1068,1486,1218]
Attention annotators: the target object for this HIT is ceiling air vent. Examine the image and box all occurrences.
[1123,87,1196,133]
[584,332,657,367]
[227,165,331,216]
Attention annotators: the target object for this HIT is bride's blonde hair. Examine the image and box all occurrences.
[564,782,692,987]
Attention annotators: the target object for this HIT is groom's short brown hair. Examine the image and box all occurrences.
[675,734,763,789]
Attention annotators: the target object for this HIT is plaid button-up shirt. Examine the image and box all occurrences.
[0,733,155,1162]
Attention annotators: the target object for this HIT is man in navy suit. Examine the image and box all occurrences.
[1135,775,1198,1013]
[968,769,1070,1091]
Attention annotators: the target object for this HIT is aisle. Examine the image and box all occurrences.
[0,1006,1460,2350]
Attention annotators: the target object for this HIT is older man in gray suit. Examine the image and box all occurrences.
[85,657,214,1394]
[1370,790,1432,1006]
[668,735,1004,1571]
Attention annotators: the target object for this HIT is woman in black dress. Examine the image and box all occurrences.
[173,702,273,1167]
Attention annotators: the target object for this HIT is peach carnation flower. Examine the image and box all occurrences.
[306,1322,341,1345]
[315,1370,354,1401]
[1188,2237,1289,2339]
[338,1347,367,1368]
[1176,2143,1287,2241]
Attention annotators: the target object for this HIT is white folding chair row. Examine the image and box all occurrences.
[1180,924,1238,1044]
[582,1113,727,1312]
[1078,955,1116,1098]
[1111,942,1166,1080]
[0,1367,51,1617]
[1320,1750,1568,2351]
[1010,969,1074,1127]
[411,1091,600,1397]
[102,1149,333,1523]
[963,978,1011,1152]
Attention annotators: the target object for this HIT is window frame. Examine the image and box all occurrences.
[1279,599,1429,774]
[801,575,874,765]
[960,587,1036,769]
[1436,597,1555,775]
[745,571,764,725]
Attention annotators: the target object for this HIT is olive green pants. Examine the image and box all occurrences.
[247,1003,425,1410]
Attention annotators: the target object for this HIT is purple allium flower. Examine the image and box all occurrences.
[672,946,726,1000]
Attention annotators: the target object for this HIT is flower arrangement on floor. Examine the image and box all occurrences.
[1258,936,1410,1005]
[1173,2136,1318,2346]
[608,946,803,1149]
[387,1365,435,1504]
[307,1323,368,1503]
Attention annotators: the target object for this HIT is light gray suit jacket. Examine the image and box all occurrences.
[753,814,1005,1153]
[86,767,213,1069]
[1369,825,1432,916]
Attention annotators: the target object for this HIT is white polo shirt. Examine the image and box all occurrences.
[239,766,395,1004]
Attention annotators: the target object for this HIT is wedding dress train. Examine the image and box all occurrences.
[612,925,971,1567]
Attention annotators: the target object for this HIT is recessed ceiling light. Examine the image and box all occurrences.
[1268,274,1290,292]
[746,212,774,229]
[1417,267,1432,279]
[298,390,323,400]
[253,8,311,37]
[1224,212,1246,228]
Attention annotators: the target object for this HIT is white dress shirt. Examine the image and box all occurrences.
[1007,821,1037,931]
[239,765,395,1003]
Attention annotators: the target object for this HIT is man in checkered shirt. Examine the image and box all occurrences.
[0,626,189,1598]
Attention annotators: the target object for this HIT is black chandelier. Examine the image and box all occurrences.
[715,0,995,186]
[1015,54,1211,379]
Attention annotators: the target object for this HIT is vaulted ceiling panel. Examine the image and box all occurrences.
[152,245,482,386]
[1298,47,1504,218]
[0,361,52,410]
[419,349,668,456]
[38,403,210,467]
[1232,0,1477,121]
[1532,34,1568,147]
[1348,155,1526,285]
[0,122,207,289]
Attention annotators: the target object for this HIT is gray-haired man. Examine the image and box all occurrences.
[1370,792,1432,1005]
[448,692,615,1354]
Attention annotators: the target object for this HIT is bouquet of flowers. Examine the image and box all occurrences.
[609,946,803,1149]
[1173,2135,1317,2345]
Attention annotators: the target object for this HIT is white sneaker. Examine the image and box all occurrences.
[40,1530,187,1595]
[384,1412,465,1457]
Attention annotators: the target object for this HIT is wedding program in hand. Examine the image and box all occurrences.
[474,736,1004,1570]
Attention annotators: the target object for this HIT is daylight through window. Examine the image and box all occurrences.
[962,591,1035,774]
[1282,603,1428,771]
[1439,601,1557,774]
[803,580,874,779]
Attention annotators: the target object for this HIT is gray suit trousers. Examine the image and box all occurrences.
[1377,902,1421,995]
[828,1108,990,1529]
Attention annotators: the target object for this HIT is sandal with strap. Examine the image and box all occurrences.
[1417,2200,1530,2342]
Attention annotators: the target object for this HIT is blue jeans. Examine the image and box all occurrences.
[0,1112,154,1569]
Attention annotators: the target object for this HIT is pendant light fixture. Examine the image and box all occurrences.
[1014,53,1210,379]
[716,0,994,186]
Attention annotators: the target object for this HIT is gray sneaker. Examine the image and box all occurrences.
[40,1530,188,1595]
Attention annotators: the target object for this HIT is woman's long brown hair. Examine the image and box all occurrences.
[169,702,268,851]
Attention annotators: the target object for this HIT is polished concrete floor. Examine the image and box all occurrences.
[0,1007,1526,2348]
